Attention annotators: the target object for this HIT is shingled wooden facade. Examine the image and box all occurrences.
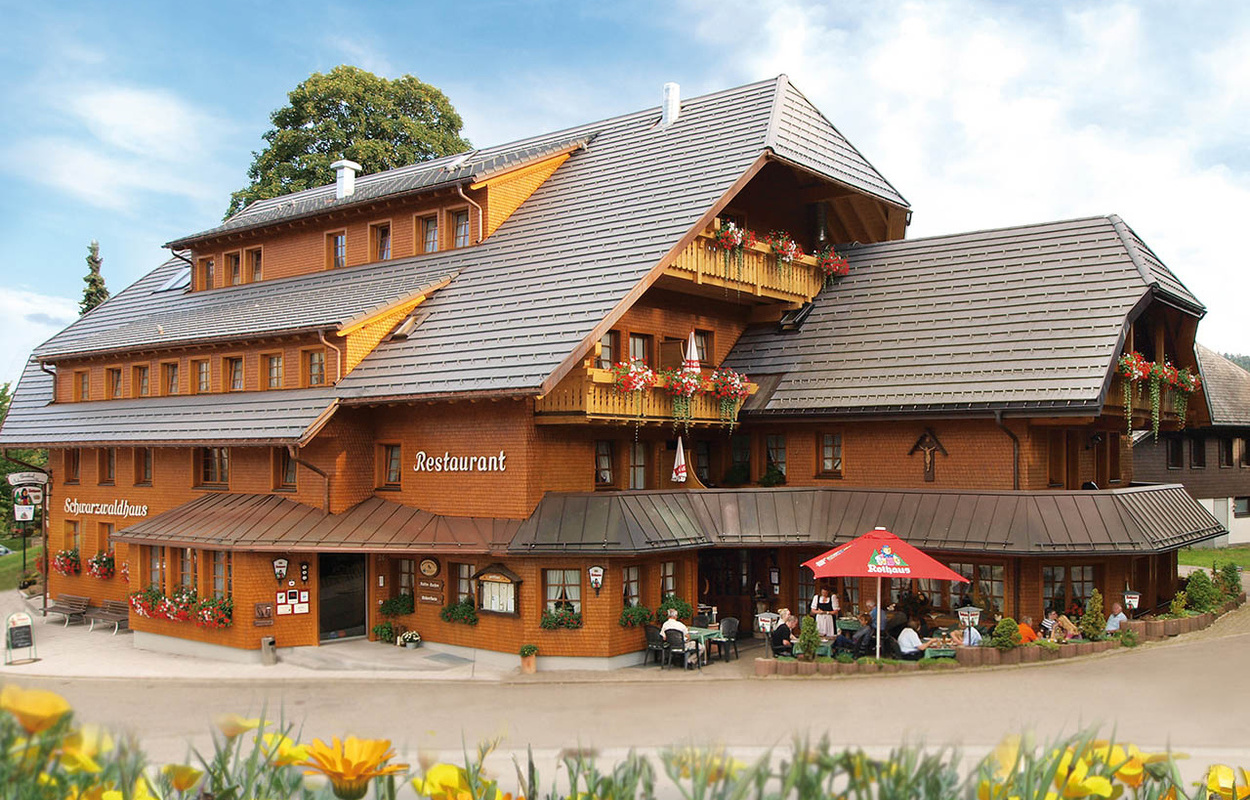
[1,77,1223,667]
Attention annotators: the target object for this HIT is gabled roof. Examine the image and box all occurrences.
[167,133,596,248]
[0,358,338,447]
[725,215,1204,416]
[1196,343,1250,427]
[509,484,1223,556]
[34,256,454,360]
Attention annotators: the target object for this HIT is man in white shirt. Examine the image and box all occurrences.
[1104,602,1129,633]
[660,608,704,664]
[897,618,939,660]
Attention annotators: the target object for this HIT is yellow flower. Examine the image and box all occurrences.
[1052,754,1113,799]
[213,713,266,739]
[60,724,114,774]
[1206,765,1250,800]
[302,736,409,800]
[0,684,72,734]
[260,732,311,766]
[412,762,472,799]
[163,764,204,792]
[669,748,746,783]
[102,777,156,800]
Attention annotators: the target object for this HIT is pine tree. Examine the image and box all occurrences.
[80,240,109,315]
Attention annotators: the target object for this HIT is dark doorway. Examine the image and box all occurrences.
[319,554,367,641]
[698,548,779,634]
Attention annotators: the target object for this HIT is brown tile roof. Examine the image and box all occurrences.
[1196,343,1250,427]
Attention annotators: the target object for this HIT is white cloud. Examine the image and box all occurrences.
[679,0,1250,353]
[0,287,78,388]
[325,36,395,77]
[68,86,223,162]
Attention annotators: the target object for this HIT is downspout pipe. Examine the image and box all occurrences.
[287,445,330,514]
[318,330,344,386]
[455,183,484,244]
[994,410,1020,491]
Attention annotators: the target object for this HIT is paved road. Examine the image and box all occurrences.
[14,620,1249,767]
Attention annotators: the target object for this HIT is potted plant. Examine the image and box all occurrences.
[398,630,423,649]
[775,656,798,676]
[371,621,396,644]
[1034,639,1060,661]
[796,617,821,664]
[835,652,856,674]
[1079,590,1106,642]
[991,618,1022,665]
[816,656,836,676]
[519,644,538,674]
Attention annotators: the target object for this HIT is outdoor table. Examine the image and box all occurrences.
[837,618,861,632]
[687,627,722,664]
[792,640,833,658]
[924,647,957,660]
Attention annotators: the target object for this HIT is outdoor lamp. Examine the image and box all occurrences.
[1124,589,1141,611]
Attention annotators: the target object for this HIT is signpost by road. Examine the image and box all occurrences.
[4,467,49,615]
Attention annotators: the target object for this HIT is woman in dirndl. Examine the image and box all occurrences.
[811,585,839,639]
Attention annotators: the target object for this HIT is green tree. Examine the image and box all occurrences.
[0,382,48,536]
[1222,353,1250,373]
[226,65,471,217]
[80,240,109,315]
[1079,589,1106,640]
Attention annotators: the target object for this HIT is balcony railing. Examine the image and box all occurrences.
[1103,375,1183,426]
[535,368,756,426]
[663,228,827,304]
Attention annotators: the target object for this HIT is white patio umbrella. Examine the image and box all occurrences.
[683,331,700,372]
[672,437,687,483]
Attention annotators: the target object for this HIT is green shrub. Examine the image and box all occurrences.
[797,615,821,661]
[1117,629,1140,648]
[379,593,414,617]
[540,608,583,629]
[1184,570,1218,612]
[835,651,854,663]
[1218,562,1242,600]
[519,644,538,657]
[990,618,1021,650]
[1169,590,1188,617]
[722,463,750,485]
[758,465,786,487]
[1079,589,1106,641]
[1034,639,1059,651]
[371,621,396,643]
[440,598,479,625]
[815,655,835,663]
[775,655,796,662]
[618,604,653,628]
[654,594,693,623]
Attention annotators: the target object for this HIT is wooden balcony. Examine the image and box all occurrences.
[535,368,756,426]
[1102,375,1184,428]
[661,228,827,304]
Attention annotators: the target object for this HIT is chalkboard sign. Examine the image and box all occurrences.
[5,612,36,664]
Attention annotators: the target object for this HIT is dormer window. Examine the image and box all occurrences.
[225,357,244,391]
[305,349,327,387]
[107,368,122,399]
[74,370,89,401]
[421,215,439,253]
[132,365,150,397]
[326,231,346,270]
[197,258,215,290]
[226,252,242,285]
[452,210,470,248]
[248,248,263,282]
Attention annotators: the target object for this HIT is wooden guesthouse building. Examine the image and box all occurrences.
[0,77,1225,667]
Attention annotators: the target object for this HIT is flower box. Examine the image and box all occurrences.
[1020,646,1041,663]
[754,658,776,677]
[898,660,920,671]
[1057,645,1077,659]
[1075,642,1095,656]
[981,648,1001,666]
[1144,620,1166,640]
[999,649,1021,665]
[1039,646,1060,661]
[836,661,857,675]
[796,660,817,676]
[1163,618,1181,637]
[879,662,900,673]
[776,659,798,676]
[1121,619,1147,638]
[817,661,836,676]
[955,648,983,668]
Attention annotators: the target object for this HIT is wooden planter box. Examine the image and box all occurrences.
[956,648,983,668]
[1021,646,1041,663]
[796,660,817,676]
[1121,619,1147,638]
[898,660,920,671]
[754,658,776,677]
[1039,647,1059,661]
[1057,645,1077,659]
[981,648,1001,666]
[999,648,1021,665]
[817,661,836,676]
[836,661,857,675]
[1144,620,1166,640]
[1163,618,1181,637]
[776,660,798,676]
[1106,638,1120,649]
[857,661,881,674]
[880,662,900,673]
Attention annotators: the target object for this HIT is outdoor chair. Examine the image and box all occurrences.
[710,617,739,661]
[644,624,667,666]
[663,628,700,670]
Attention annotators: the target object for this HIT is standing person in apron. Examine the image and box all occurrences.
[811,585,839,640]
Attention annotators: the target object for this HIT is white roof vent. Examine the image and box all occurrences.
[330,159,363,199]
[659,82,680,128]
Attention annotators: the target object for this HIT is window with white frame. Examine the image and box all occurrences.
[622,565,641,607]
[544,568,581,613]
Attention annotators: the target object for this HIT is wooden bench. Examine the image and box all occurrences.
[44,594,90,627]
[84,599,131,634]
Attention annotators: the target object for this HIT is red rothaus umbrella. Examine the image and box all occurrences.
[802,527,969,659]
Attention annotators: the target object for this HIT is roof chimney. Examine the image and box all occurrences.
[330,159,363,199]
[660,82,680,128]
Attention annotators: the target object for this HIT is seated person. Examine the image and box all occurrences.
[660,608,704,662]
[948,620,982,647]
[1040,609,1059,638]
[770,615,798,657]
[918,614,939,638]
[849,612,875,654]
[1051,613,1080,641]
[897,617,941,660]
[1105,603,1128,633]
[1017,615,1039,644]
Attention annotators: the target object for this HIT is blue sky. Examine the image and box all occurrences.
[2,1,1248,386]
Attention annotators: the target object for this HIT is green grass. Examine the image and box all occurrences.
[0,544,41,591]
[1177,545,1250,570]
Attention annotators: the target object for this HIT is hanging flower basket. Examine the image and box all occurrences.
[51,549,81,576]
[1171,367,1201,427]
[1116,352,1150,437]
[764,231,804,277]
[710,222,756,282]
[610,358,655,419]
[708,368,751,432]
[659,368,703,432]
[86,551,115,580]
[815,247,850,284]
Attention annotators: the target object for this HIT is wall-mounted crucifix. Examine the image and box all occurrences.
[909,428,948,482]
